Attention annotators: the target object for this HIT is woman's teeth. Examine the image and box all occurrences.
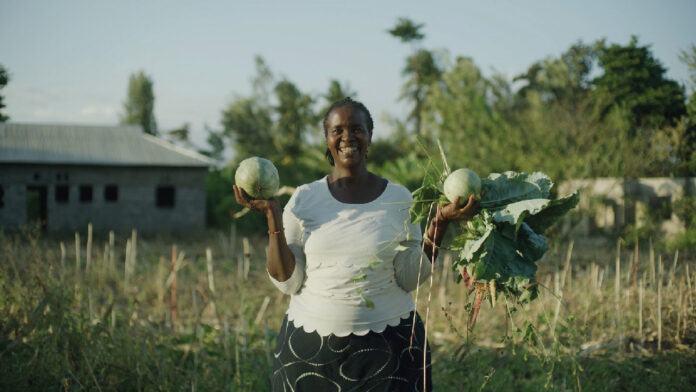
[341,147,358,154]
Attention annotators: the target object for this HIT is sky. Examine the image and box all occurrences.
[1,0,695,149]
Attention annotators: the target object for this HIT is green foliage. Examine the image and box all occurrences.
[273,80,315,159]
[376,151,428,192]
[422,39,692,181]
[0,64,9,122]
[423,56,512,174]
[319,80,356,118]
[515,42,594,105]
[388,18,442,137]
[387,17,425,43]
[220,57,320,181]
[120,69,157,135]
[221,96,275,161]
[401,49,442,135]
[593,36,686,129]
[411,164,579,302]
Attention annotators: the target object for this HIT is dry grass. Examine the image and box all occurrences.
[1,226,695,391]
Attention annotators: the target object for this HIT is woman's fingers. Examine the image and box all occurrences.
[233,185,248,207]
[442,194,480,221]
[234,184,271,213]
[460,194,480,217]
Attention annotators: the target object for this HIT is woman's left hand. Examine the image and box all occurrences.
[437,194,481,223]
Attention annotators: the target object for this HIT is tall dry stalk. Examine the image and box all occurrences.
[254,296,271,326]
[75,232,81,273]
[157,256,166,315]
[633,241,639,290]
[638,277,644,343]
[167,245,182,328]
[108,231,115,270]
[657,256,663,351]
[242,237,252,280]
[102,243,108,275]
[206,247,225,328]
[682,280,689,338]
[615,239,622,343]
[686,265,693,310]
[668,250,679,288]
[86,223,93,274]
[60,241,66,272]
[649,239,656,287]
[124,239,131,293]
[676,282,682,343]
[237,255,244,281]
[130,229,137,267]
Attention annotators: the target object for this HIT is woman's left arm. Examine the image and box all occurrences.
[422,194,480,261]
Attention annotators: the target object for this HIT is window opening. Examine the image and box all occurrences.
[156,186,175,208]
[55,185,69,203]
[79,185,93,202]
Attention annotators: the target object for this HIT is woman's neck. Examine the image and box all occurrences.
[328,165,369,188]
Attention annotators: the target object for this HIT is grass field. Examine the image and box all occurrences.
[1,226,695,391]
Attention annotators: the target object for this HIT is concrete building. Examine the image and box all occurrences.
[0,123,213,233]
[559,177,696,237]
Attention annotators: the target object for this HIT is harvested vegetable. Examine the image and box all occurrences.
[411,165,579,330]
[235,157,280,199]
[443,168,481,205]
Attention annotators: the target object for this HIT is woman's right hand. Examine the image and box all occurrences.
[233,185,280,217]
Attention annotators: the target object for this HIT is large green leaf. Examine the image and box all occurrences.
[470,229,538,292]
[516,223,548,263]
[492,198,550,230]
[480,171,553,209]
[525,192,580,234]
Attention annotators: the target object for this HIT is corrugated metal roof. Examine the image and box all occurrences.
[0,123,214,167]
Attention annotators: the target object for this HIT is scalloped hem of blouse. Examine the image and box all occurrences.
[286,311,413,337]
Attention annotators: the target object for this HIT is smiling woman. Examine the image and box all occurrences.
[233,97,480,391]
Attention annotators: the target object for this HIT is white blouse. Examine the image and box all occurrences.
[268,176,433,337]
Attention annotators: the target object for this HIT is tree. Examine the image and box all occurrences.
[220,57,315,169]
[388,18,441,137]
[423,56,511,173]
[199,124,226,162]
[593,37,686,129]
[515,42,594,105]
[221,96,274,160]
[678,44,696,175]
[273,80,314,160]
[387,18,425,43]
[0,65,9,122]
[120,70,157,135]
[320,79,355,118]
[679,44,696,120]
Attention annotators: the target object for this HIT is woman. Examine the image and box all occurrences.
[233,98,479,391]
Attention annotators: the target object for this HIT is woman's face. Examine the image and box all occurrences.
[325,106,371,169]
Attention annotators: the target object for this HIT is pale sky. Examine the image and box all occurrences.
[1,0,695,150]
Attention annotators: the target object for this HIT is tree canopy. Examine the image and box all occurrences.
[593,36,686,129]
[120,70,157,135]
[0,65,10,123]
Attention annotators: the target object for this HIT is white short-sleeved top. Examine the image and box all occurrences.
[268,176,432,337]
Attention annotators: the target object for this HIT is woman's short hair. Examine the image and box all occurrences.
[322,97,374,166]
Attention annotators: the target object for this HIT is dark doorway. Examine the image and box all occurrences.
[27,186,48,229]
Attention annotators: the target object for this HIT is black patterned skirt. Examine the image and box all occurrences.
[271,311,432,392]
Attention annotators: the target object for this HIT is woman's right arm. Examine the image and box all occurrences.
[264,201,296,281]
[233,185,303,291]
